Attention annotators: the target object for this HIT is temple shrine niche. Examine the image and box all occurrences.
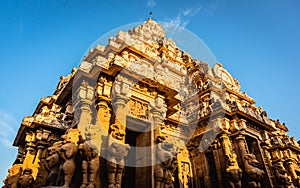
[3,18,300,188]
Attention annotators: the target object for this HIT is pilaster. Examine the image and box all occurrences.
[73,80,95,138]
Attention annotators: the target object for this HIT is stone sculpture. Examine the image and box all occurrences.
[58,135,78,188]
[226,154,242,188]
[273,163,293,188]
[78,137,99,188]
[3,165,22,188]
[45,142,62,186]
[107,122,130,188]
[155,137,177,188]
[244,154,265,188]
[18,168,34,188]
[107,142,130,188]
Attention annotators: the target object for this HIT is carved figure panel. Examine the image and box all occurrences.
[128,98,149,120]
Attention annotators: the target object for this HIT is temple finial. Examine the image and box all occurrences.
[149,11,153,20]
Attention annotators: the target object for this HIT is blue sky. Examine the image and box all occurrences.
[1,0,300,183]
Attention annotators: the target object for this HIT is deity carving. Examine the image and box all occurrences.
[129,99,149,120]
[181,162,191,188]
[58,134,78,188]
[271,132,284,147]
[273,163,293,188]
[45,141,62,186]
[107,122,130,188]
[3,165,22,188]
[78,137,99,188]
[109,122,125,141]
[225,154,242,188]
[18,168,34,188]
[106,142,130,188]
[154,136,178,188]
[33,96,66,128]
[244,154,265,188]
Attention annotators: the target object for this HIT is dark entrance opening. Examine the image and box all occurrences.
[122,117,152,188]
[205,151,219,188]
[122,129,137,188]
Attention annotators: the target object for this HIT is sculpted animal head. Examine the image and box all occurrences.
[110,123,125,140]
[244,153,265,180]
[244,154,259,167]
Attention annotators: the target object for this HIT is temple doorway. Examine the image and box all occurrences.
[122,117,152,188]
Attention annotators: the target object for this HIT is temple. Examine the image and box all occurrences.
[3,19,300,188]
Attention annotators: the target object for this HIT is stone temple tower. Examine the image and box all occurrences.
[3,18,300,188]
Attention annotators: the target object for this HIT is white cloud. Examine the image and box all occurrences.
[147,0,156,8]
[0,111,18,148]
[182,7,202,17]
[162,7,202,34]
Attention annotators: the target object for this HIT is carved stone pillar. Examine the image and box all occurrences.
[73,80,94,138]
[23,132,40,180]
[96,100,111,132]
[150,92,166,140]
[150,92,166,188]
[220,132,232,156]
[111,76,131,142]
[236,132,248,158]
[107,76,131,188]
[220,131,242,188]
[211,140,223,188]
[286,159,300,187]
[112,94,128,139]
[88,75,112,158]
[177,148,192,188]
[85,99,112,157]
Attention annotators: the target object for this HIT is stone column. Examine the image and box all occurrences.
[73,80,95,139]
[106,76,131,188]
[177,148,192,188]
[112,94,128,137]
[110,76,131,141]
[220,132,231,156]
[22,132,40,179]
[211,140,223,188]
[96,100,111,132]
[150,92,166,188]
[236,132,248,160]
[234,119,248,160]
[150,93,166,140]
[286,159,300,186]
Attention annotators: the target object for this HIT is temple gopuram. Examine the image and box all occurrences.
[3,18,300,188]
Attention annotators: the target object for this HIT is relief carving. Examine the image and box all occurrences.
[181,162,191,188]
[106,142,130,188]
[18,168,34,188]
[78,137,99,188]
[45,141,63,186]
[107,122,130,188]
[244,154,265,188]
[154,136,178,188]
[273,163,293,188]
[129,99,149,120]
[58,134,78,188]
[225,154,242,188]
[3,165,22,188]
